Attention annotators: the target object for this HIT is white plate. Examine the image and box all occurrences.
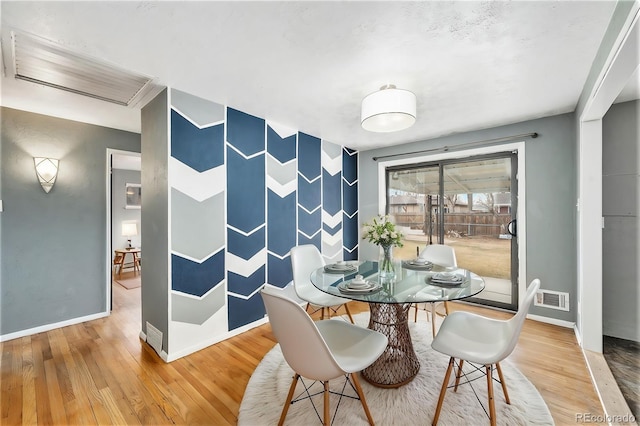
[338,282,381,294]
[324,264,357,273]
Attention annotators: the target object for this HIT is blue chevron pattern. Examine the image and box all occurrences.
[171,109,224,172]
[297,133,321,251]
[164,88,359,356]
[343,148,359,260]
[171,251,225,296]
[169,91,227,325]
[226,109,266,331]
[267,255,293,287]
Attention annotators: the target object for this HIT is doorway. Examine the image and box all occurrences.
[385,152,519,311]
[106,149,141,312]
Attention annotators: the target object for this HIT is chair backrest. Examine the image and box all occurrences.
[498,279,541,360]
[290,244,325,298]
[260,284,344,381]
[419,244,457,267]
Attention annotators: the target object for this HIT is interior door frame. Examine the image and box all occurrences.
[377,142,527,306]
[105,148,141,313]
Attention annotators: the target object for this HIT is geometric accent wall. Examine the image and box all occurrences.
[166,88,358,356]
[342,148,359,260]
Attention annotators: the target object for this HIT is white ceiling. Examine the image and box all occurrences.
[0,1,629,151]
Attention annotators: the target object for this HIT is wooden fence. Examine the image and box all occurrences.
[394,212,511,237]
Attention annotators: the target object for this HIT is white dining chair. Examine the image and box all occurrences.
[291,244,354,323]
[430,279,541,426]
[414,244,458,336]
[260,284,388,426]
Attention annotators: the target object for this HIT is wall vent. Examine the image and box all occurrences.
[534,289,570,311]
[145,321,163,355]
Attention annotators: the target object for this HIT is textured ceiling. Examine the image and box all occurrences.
[0,1,622,150]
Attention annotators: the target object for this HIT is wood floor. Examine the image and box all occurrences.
[1,281,607,425]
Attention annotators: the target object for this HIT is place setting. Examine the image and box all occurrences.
[324,260,359,274]
[428,271,464,286]
[401,257,433,271]
[338,274,381,294]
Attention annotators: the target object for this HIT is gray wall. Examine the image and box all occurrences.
[602,99,639,342]
[111,169,141,250]
[0,107,140,336]
[360,113,577,322]
[140,89,169,351]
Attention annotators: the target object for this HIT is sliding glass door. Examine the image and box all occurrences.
[386,152,518,311]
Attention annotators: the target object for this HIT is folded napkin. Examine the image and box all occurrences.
[430,273,464,285]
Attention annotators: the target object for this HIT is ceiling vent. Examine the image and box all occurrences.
[11,31,154,107]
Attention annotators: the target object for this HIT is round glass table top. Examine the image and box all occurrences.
[310,260,485,304]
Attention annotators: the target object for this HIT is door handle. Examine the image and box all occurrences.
[507,219,517,237]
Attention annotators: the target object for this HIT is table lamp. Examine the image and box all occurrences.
[122,222,138,249]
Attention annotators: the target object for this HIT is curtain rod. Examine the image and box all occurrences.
[372,132,538,161]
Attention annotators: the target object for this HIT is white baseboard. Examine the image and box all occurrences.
[164,316,270,362]
[0,311,110,342]
[527,313,575,329]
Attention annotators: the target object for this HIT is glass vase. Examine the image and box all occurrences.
[378,244,396,280]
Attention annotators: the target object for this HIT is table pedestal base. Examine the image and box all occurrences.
[361,303,420,388]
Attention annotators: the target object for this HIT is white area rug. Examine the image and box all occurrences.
[239,312,553,425]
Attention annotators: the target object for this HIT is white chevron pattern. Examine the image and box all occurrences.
[170,247,223,265]
[169,158,225,202]
[267,250,291,261]
[266,155,297,198]
[268,121,297,139]
[322,229,343,246]
[322,210,342,228]
[267,176,297,198]
[227,143,265,160]
[344,244,359,253]
[228,285,265,301]
[322,150,342,176]
[226,248,268,278]
[342,176,358,186]
[171,107,225,129]
[299,204,321,215]
[298,172,321,184]
[298,228,321,239]
[226,224,265,237]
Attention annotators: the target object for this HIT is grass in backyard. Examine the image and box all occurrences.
[394,236,511,279]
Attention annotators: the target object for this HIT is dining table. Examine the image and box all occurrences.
[310,259,485,388]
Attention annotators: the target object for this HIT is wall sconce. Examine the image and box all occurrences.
[122,222,138,249]
[34,157,59,193]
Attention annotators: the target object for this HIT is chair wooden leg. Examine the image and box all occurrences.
[496,362,511,404]
[278,374,299,426]
[443,301,450,315]
[351,373,375,425]
[486,365,496,426]
[431,306,437,337]
[414,303,418,322]
[323,381,330,426]
[454,359,464,392]
[343,303,355,324]
[432,357,455,425]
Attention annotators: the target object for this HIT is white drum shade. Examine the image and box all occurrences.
[361,85,416,132]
